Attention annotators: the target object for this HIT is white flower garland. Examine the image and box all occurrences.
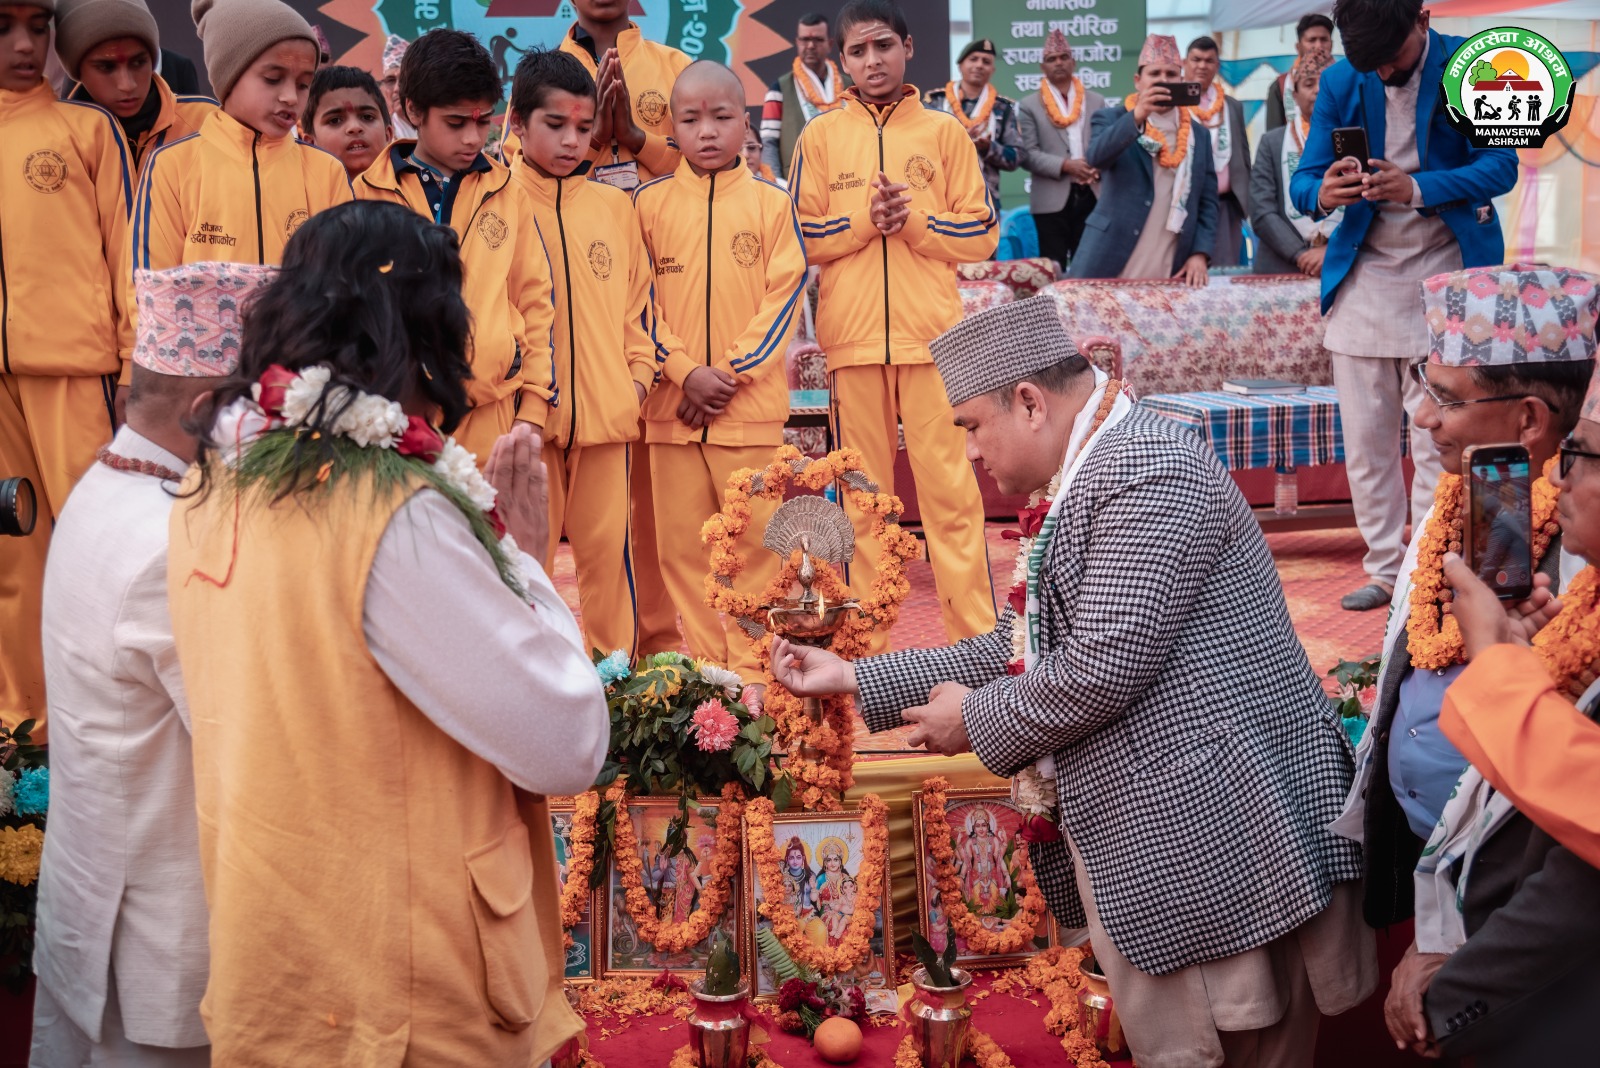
[1009,470,1063,825]
[252,364,535,604]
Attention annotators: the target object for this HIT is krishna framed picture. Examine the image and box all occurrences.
[741,803,897,1011]
[550,799,598,983]
[911,784,1058,969]
[597,795,742,979]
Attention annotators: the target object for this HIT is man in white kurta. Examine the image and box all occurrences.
[31,262,277,1067]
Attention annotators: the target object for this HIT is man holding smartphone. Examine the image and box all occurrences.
[1290,0,1517,613]
[1331,264,1597,948]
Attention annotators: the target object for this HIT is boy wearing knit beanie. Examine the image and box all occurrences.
[57,0,216,170]
[0,0,136,741]
[354,29,555,465]
[130,0,351,284]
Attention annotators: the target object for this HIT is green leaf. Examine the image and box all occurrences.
[772,775,794,813]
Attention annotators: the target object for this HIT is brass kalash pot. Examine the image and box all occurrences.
[738,495,863,751]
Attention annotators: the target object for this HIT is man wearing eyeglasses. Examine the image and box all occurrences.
[1331,264,1598,946]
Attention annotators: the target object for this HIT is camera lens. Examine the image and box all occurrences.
[0,477,37,537]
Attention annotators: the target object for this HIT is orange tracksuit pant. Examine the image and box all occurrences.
[830,362,996,652]
[544,439,639,658]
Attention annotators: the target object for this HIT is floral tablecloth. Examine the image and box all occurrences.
[958,258,1059,299]
[1046,275,1330,398]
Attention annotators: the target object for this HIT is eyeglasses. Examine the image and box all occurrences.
[1410,362,1540,411]
[1559,438,1600,479]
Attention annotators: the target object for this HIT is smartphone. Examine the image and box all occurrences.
[1463,443,1535,602]
[1156,81,1204,107]
[1331,126,1374,173]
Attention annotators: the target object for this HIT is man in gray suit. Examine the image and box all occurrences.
[1017,29,1104,271]
[1069,33,1218,285]
[771,296,1374,1065]
[1186,36,1251,268]
[1250,51,1338,276]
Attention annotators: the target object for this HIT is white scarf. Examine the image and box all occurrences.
[1415,674,1600,953]
[1138,109,1194,235]
[1045,79,1087,161]
[954,84,998,140]
[1200,85,1232,172]
[1281,74,1301,129]
[1282,118,1344,241]
[796,63,837,122]
[1017,369,1136,789]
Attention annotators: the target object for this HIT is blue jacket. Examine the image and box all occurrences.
[1068,105,1219,280]
[1290,29,1518,313]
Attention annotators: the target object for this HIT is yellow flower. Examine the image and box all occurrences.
[0,823,44,885]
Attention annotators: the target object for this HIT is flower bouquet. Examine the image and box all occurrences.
[0,718,47,991]
[1326,655,1381,748]
[757,924,867,1040]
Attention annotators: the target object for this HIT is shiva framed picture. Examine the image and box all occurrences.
[597,795,742,979]
[741,807,897,1010]
[911,786,1059,969]
[549,800,597,983]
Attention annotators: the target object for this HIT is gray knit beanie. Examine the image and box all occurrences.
[190,0,316,102]
[54,0,159,80]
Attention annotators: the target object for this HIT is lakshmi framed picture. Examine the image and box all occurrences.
[741,806,898,1011]
[911,786,1059,969]
[550,800,597,983]
[597,795,742,979]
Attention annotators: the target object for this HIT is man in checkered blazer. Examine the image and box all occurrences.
[773,295,1374,1066]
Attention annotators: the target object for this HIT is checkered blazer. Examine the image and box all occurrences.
[856,406,1362,976]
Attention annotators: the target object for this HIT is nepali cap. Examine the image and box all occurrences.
[1044,29,1072,58]
[132,262,278,377]
[382,33,408,71]
[1139,34,1181,69]
[1290,49,1334,86]
[930,295,1080,407]
[1422,262,1600,372]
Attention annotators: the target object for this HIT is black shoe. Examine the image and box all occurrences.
[1341,583,1393,612]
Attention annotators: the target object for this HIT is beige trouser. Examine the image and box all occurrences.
[31,977,210,1067]
[1330,352,1442,588]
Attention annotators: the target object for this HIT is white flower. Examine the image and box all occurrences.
[0,771,13,818]
[332,392,407,448]
[699,663,745,700]
[433,439,497,512]
[280,365,331,426]
[1013,766,1056,817]
[499,534,537,603]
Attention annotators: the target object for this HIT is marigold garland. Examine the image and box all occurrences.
[609,782,746,953]
[793,57,843,111]
[920,776,1049,956]
[1193,83,1226,122]
[1121,95,1192,167]
[746,794,888,975]
[944,81,998,131]
[1040,77,1085,129]
[704,446,920,809]
[1409,456,1560,670]
[560,791,601,943]
[1532,564,1600,698]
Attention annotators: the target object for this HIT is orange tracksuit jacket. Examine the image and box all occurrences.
[69,73,216,172]
[355,144,556,455]
[509,157,655,449]
[633,157,807,447]
[789,85,999,369]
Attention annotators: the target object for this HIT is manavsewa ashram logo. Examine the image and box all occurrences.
[1442,27,1575,148]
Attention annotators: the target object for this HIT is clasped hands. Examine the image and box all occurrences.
[679,366,740,430]
[591,49,645,155]
[868,171,912,236]
[769,637,973,755]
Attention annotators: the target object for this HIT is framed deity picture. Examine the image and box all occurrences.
[911,786,1059,969]
[549,801,598,983]
[742,808,897,1011]
[598,796,741,979]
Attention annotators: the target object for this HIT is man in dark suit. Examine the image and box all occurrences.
[1291,0,1518,614]
[1185,36,1250,267]
[1250,51,1337,275]
[1017,29,1104,271]
[1263,14,1333,131]
[772,296,1373,1064]
[1069,34,1217,285]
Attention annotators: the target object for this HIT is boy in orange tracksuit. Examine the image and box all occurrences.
[791,0,999,650]
[355,29,554,462]
[55,0,215,172]
[635,60,806,682]
[507,48,656,658]
[131,0,351,365]
[0,0,132,733]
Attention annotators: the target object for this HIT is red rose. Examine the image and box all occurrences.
[1019,815,1063,843]
[1007,581,1027,616]
[1016,500,1051,538]
[486,507,507,540]
[396,415,443,463]
[1005,659,1026,676]
[256,364,297,417]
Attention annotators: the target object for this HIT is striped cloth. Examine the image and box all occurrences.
[1140,386,1409,471]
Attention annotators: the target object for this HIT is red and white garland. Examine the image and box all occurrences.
[251,363,538,602]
